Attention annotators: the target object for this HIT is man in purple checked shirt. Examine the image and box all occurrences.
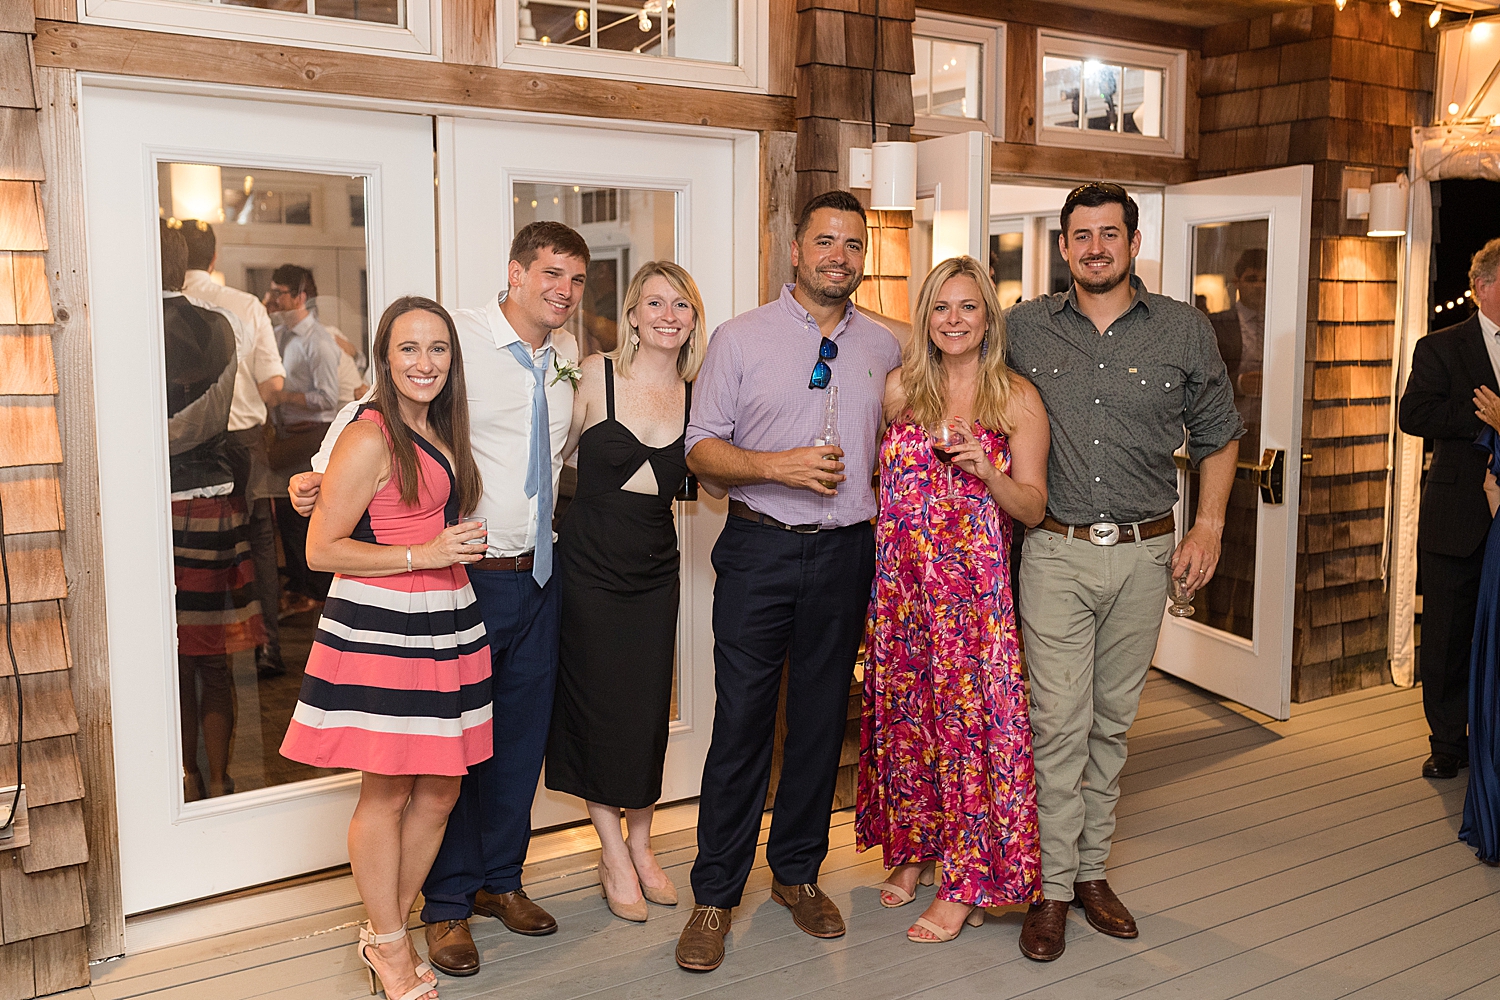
[674,190,902,973]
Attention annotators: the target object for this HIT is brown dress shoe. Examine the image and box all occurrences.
[424,919,479,977]
[675,905,731,972]
[1073,879,1138,938]
[473,888,557,936]
[1019,899,1069,961]
[770,879,846,938]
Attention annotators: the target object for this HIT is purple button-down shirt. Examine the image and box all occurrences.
[685,284,902,528]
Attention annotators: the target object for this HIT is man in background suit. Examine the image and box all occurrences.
[1398,237,1500,780]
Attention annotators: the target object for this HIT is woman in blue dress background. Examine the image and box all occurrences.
[1459,408,1500,865]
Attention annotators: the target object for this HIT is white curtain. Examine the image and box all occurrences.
[1390,123,1500,688]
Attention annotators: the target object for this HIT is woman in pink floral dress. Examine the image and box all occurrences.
[856,255,1050,944]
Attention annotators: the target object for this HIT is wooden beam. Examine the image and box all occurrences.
[1004,22,1036,146]
[34,64,124,961]
[32,21,796,133]
[769,0,796,97]
[916,0,1202,51]
[441,0,496,67]
[989,138,1197,185]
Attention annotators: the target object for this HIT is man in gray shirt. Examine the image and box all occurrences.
[1007,183,1242,962]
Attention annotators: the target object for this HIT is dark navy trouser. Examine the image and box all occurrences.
[421,567,559,922]
[689,516,874,909]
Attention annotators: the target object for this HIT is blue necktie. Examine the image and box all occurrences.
[506,340,553,587]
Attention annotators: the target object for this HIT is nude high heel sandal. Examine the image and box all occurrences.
[598,857,649,922]
[876,860,936,908]
[359,923,437,1000]
[907,907,985,943]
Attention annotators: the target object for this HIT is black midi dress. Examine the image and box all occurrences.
[546,359,691,808]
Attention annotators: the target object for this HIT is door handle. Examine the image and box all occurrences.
[1235,448,1286,505]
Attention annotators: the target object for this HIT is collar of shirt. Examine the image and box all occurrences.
[1478,308,1499,341]
[777,282,857,340]
[288,313,319,338]
[1048,273,1152,321]
[163,291,184,299]
[485,290,555,357]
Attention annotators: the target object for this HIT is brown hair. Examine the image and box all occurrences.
[369,297,483,516]
[181,219,216,272]
[510,221,591,270]
[159,218,188,291]
[1470,237,1500,293]
[903,256,1018,433]
[609,261,708,382]
[794,190,867,239]
[271,263,317,301]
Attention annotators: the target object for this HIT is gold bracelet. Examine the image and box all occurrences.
[405,546,412,573]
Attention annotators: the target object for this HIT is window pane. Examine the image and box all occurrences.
[911,36,931,116]
[317,0,400,23]
[519,0,738,65]
[221,0,309,12]
[1042,56,1082,129]
[157,161,372,801]
[1083,60,1124,132]
[926,38,981,119]
[988,231,1022,308]
[1123,66,1163,137]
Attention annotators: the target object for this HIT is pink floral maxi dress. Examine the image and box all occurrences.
[855,419,1041,907]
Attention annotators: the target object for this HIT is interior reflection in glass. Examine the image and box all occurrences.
[517,180,682,717]
[1182,217,1270,641]
[520,0,737,64]
[158,161,370,800]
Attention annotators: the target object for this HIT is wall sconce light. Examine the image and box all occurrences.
[169,163,224,224]
[870,142,916,211]
[1346,176,1409,237]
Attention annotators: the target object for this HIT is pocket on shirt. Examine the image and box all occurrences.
[1021,362,1069,383]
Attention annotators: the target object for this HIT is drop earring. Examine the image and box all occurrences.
[981,338,989,359]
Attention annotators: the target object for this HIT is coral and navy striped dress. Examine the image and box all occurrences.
[280,408,493,776]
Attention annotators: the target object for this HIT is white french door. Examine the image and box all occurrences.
[81,82,437,916]
[436,116,756,828]
[917,130,992,264]
[1154,164,1313,721]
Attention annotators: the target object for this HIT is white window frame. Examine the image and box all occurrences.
[497,0,767,93]
[1035,30,1185,159]
[911,12,1003,138]
[80,0,439,59]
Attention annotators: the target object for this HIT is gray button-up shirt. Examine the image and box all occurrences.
[1006,275,1244,525]
[685,284,902,528]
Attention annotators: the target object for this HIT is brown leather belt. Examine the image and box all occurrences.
[1038,513,1175,546]
[472,553,535,572]
[728,498,822,534]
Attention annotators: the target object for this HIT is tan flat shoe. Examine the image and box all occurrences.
[907,907,985,943]
[876,860,936,908]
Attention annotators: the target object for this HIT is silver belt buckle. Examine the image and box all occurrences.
[1089,522,1121,546]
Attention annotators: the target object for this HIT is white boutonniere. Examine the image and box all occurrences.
[551,355,582,389]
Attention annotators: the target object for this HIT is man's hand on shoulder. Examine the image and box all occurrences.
[288,471,323,517]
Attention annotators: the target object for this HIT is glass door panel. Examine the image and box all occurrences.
[157,161,372,803]
[1180,218,1269,641]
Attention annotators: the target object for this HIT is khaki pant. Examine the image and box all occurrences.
[1019,526,1173,901]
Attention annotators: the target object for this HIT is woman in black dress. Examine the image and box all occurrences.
[547,261,712,922]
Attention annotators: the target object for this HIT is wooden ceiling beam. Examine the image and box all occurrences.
[915,0,1203,51]
[32,20,797,133]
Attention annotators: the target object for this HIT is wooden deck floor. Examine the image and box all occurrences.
[73,671,1500,1000]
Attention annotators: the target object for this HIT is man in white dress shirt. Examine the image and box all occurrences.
[289,222,588,976]
[181,221,290,677]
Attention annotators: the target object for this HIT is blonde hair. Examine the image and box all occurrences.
[609,261,708,381]
[903,256,1017,433]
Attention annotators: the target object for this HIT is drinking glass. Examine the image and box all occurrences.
[447,517,488,551]
[927,422,960,498]
[1169,573,1196,618]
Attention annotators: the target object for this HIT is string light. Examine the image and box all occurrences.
[574,9,587,31]
[1336,0,1347,10]
[1429,3,1443,28]
[1389,0,1401,18]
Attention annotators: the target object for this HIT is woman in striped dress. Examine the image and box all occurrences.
[280,297,490,1000]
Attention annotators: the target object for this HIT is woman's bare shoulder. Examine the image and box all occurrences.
[883,367,908,421]
[329,417,390,468]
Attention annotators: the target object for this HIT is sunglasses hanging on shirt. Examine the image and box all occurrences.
[809,337,838,390]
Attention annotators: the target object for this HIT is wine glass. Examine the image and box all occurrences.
[927,421,959,498]
[1168,573,1196,618]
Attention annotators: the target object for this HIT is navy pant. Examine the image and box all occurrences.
[1421,545,1486,760]
[421,567,560,922]
[689,517,874,909]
